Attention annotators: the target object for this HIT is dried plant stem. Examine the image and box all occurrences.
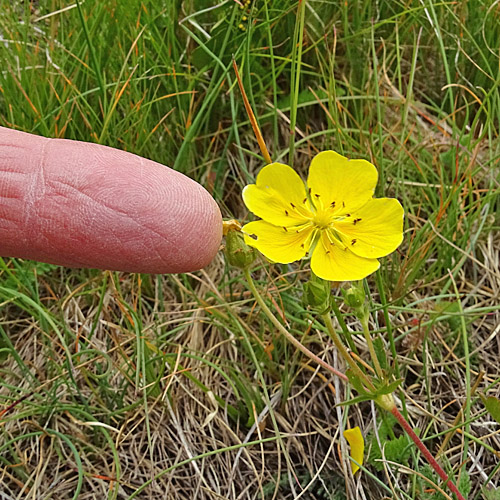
[233,59,273,165]
[244,269,347,381]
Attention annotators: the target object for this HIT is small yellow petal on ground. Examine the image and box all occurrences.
[343,427,364,475]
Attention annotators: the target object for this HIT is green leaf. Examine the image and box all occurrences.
[336,394,373,407]
[480,394,500,425]
[346,369,369,395]
[375,378,404,395]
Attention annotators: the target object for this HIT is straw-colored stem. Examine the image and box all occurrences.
[321,312,376,392]
[244,269,347,381]
[361,316,384,379]
[232,59,273,165]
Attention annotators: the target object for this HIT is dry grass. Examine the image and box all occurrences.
[2,0,500,498]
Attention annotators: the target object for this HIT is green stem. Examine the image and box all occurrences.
[375,270,400,378]
[330,297,357,353]
[361,315,384,379]
[243,269,347,382]
[288,0,306,167]
[321,312,375,392]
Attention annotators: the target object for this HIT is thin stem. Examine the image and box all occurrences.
[330,297,357,353]
[244,269,347,381]
[390,405,466,500]
[375,270,400,378]
[233,59,273,165]
[361,315,384,379]
[321,312,376,392]
[288,0,306,167]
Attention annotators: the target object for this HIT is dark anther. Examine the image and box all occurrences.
[300,243,305,248]
[302,197,307,203]
[351,239,357,245]
[326,250,330,254]
[331,201,336,208]
[249,233,258,240]
[308,187,312,194]
[290,202,296,208]
[342,201,345,208]
[353,218,362,225]
[283,227,288,232]
[346,213,351,217]
[285,210,289,216]
[314,193,320,198]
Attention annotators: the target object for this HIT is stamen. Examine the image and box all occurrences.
[302,197,307,204]
[285,210,289,216]
[283,227,288,232]
[330,201,336,208]
[324,228,346,251]
[290,202,296,208]
[353,218,362,225]
[351,239,357,245]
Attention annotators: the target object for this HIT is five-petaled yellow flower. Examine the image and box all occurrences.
[242,151,404,281]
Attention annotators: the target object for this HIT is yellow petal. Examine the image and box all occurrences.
[243,163,312,226]
[311,230,380,281]
[335,198,404,259]
[343,427,364,475]
[307,151,378,214]
[242,220,315,264]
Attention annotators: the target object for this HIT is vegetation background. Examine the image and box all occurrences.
[1,0,499,498]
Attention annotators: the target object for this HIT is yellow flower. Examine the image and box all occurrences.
[241,151,404,281]
[343,426,364,475]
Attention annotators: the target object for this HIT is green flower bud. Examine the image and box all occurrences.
[303,275,330,314]
[342,282,366,309]
[225,229,256,269]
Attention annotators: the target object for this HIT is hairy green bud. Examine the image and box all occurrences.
[342,282,366,309]
[303,275,330,314]
[225,229,256,269]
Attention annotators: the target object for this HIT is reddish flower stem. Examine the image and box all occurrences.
[390,405,466,500]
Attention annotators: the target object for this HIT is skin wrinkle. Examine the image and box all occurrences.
[25,135,49,216]
[46,170,177,248]
[0,126,222,273]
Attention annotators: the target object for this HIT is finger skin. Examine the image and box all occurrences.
[0,127,222,273]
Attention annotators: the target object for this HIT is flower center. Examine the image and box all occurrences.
[312,209,334,229]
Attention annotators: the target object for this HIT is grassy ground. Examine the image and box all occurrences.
[1,0,499,498]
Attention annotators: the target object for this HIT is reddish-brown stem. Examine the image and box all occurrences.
[390,406,466,500]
